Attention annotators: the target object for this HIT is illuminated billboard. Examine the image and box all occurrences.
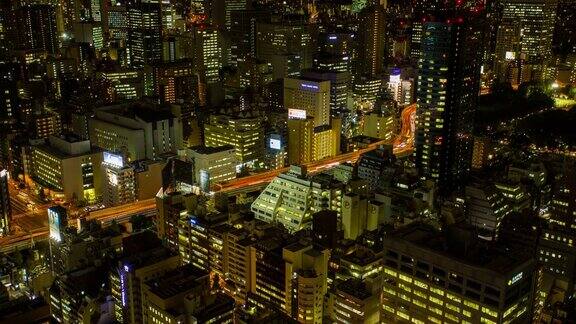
[300,82,319,92]
[505,51,515,60]
[104,151,124,168]
[288,109,306,119]
[48,206,67,242]
[270,138,281,150]
[200,169,210,192]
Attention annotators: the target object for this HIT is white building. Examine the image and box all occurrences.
[251,165,343,233]
[89,102,183,161]
[185,145,237,191]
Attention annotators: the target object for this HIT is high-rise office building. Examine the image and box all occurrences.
[141,264,235,323]
[107,4,128,41]
[494,0,557,81]
[185,145,237,190]
[287,116,341,165]
[8,4,58,54]
[362,109,396,142]
[213,0,248,30]
[283,241,330,323]
[256,19,313,79]
[189,23,224,106]
[414,17,483,193]
[127,1,162,67]
[111,247,180,323]
[285,77,341,164]
[357,4,386,76]
[284,77,331,127]
[301,70,353,135]
[331,279,381,323]
[31,111,62,140]
[314,30,356,73]
[191,24,223,85]
[465,183,512,240]
[0,169,10,236]
[553,0,576,55]
[537,161,576,300]
[89,102,183,161]
[229,10,272,66]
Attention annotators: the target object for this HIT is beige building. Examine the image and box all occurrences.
[284,77,331,127]
[141,264,234,324]
[283,241,330,323]
[30,134,102,203]
[288,117,341,165]
[32,111,62,140]
[381,224,537,324]
[186,145,237,189]
[331,279,381,323]
[362,110,396,141]
[134,159,165,200]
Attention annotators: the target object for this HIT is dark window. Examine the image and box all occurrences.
[484,297,499,308]
[401,265,413,274]
[432,267,446,277]
[386,250,398,259]
[465,290,481,301]
[448,283,462,294]
[417,261,429,271]
[385,259,398,268]
[415,271,427,280]
[449,273,463,284]
[467,280,481,291]
[484,286,500,298]
[401,255,414,264]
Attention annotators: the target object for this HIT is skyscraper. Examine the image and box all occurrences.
[358,4,386,76]
[494,0,557,81]
[127,1,162,67]
[9,4,58,54]
[553,0,576,55]
[284,77,341,164]
[414,17,483,193]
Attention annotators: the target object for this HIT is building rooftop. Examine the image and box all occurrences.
[121,246,176,272]
[341,247,381,267]
[145,264,208,300]
[189,144,235,155]
[284,240,311,253]
[100,102,175,123]
[337,279,374,301]
[385,223,533,275]
[193,294,234,322]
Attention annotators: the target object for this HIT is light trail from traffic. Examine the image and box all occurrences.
[0,104,417,251]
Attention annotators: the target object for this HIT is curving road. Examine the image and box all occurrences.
[0,104,417,251]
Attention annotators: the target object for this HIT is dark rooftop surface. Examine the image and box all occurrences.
[337,279,373,300]
[104,102,175,122]
[190,144,235,154]
[386,223,533,275]
[145,264,208,300]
